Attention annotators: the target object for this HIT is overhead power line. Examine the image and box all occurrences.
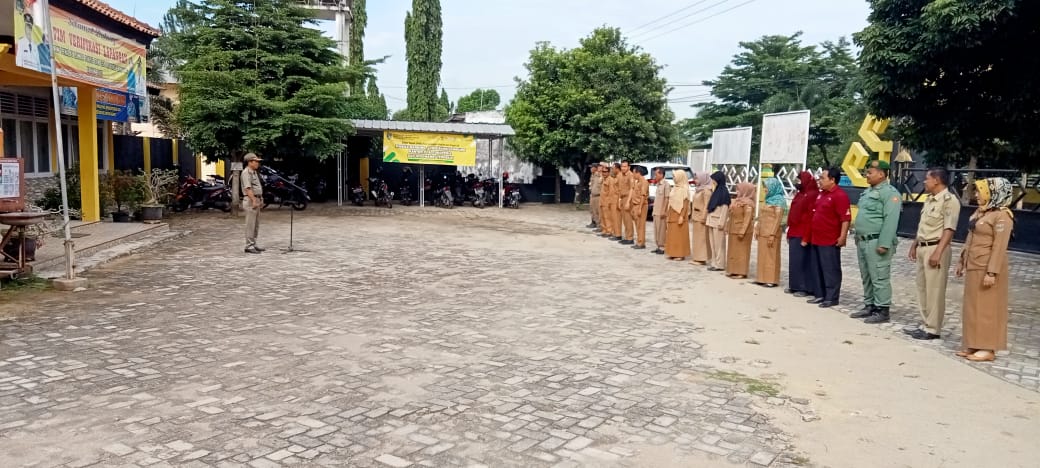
[625,0,715,36]
[629,0,738,41]
[636,0,763,44]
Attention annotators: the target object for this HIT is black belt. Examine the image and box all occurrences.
[857,233,879,241]
[917,240,939,247]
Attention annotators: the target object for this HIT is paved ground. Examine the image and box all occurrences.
[0,204,1037,468]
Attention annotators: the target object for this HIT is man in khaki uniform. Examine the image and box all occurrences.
[617,161,635,245]
[600,165,619,239]
[630,170,650,249]
[241,153,265,254]
[905,167,961,340]
[651,168,670,254]
[588,164,603,231]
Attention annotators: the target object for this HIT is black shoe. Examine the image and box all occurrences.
[902,325,921,335]
[586,223,597,229]
[909,329,940,340]
[707,267,723,272]
[244,247,262,254]
[793,291,810,298]
[610,236,622,241]
[863,308,891,324]
[620,240,635,245]
[849,305,876,319]
[784,288,794,294]
[818,301,838,308]
[652,249,664,254]
[254,246,266,252]
[632,245,646,250]
[807,297,825,305]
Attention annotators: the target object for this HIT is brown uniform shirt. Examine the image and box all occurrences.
[602,175,616,203]
[652,180,671,217]
[631,176,649,208]
[617,172,633,208]
[916,189,960,242]
[590,172,603,197]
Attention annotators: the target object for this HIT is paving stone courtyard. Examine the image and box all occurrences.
[0,204,1037,467]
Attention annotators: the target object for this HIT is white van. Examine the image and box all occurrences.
[630,163,697,218]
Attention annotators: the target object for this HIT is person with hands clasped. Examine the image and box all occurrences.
[805,167,852,309]
[849,160,903,324]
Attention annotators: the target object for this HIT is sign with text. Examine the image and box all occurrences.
[14,2,147,94]
[59,87,148,122]
[0,158,26,212]
[383,131,477,166]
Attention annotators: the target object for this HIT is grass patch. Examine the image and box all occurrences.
[708,370,781,397]
[1,275,51,294]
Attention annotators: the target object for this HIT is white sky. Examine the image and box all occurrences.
[111,0,870,120]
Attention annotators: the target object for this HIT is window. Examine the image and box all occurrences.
[19,120,35,173]
[2,119,16,158]
[0,91,52,175]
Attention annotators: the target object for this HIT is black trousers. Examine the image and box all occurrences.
[810,245,842,302]
[788,238,812,293]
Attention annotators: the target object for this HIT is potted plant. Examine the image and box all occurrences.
[108,170,145,222]
[139,168,179,222]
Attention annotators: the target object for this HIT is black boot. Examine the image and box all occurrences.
[849,305,876,319]
[863,307,891,324]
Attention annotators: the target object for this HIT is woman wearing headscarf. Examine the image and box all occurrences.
[785,171,819,296]
[755,169,787,287]
[664,169,692,260]
[706,171,731,271]
[725,182,756,278]
[956,178,1015,362]
[689,172,714,265]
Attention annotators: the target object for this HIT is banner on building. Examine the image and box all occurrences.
[383,131,477,166]
[59,87,149,122]
[14,2,147,95]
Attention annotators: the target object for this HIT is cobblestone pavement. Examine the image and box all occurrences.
[474,204,1040,392]
[1,208,806,468]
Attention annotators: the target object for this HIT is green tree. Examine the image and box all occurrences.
[507,27,676,188]
[678,33,862,167]
[404,0,443,121]
[365,78,388,119]
[456,88,501,113]
[168,0,356,161]
[855,0,1040,170]
[439,88,453,117]
[349,0,367,94]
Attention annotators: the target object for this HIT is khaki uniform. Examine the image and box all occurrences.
[630,176,650,247]
[652,180,671,250]
[960,210,1012,350]
[602,176,618,237]
[241,167,263,249]
[914,189,960,335]
[755,205,784,285]
[589,172,603,227]
[707,204,730,270]
[617,172,635,241]
[725,202,755,277]
[690,187,712,263]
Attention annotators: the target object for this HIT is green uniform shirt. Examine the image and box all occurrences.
[854,180,902,249]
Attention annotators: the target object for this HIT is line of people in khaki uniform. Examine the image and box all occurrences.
[586,162,1015,363]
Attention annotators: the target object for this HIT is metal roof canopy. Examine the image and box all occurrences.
[351,120,515,139]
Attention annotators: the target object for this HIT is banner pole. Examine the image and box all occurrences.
[40,0,74,281]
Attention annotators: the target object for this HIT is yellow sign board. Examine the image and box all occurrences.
[14,3,147,94]
[383,131,476,166]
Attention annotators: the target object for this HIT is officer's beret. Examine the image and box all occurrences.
[869,160,890,170]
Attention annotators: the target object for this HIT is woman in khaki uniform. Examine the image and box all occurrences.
[956,177,1015,362]
[706,171,731,271]
[664,170,692,260]
[690,173,713,265]
[755,175,786,287]
[725,182,756,278]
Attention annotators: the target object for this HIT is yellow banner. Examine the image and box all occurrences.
[14,3,147,94]
[383,131,477,166]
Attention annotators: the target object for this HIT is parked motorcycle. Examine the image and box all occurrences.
[399,184,414,206]
[502,173,521,209]
[369,177,393,208]
[171,175,233,212]
[433,174,454,209]
[471,179,487,208]
[259,166,309,211]
[350,184,366,206]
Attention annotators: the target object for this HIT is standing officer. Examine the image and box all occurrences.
[601,164,619,240]
[630,169,650,250]
[241,153,265,254]
[651,167,671,255]
[905,167,960,340]
[617,161,635,245]
[850,160,903,324]
[588,163,603,230]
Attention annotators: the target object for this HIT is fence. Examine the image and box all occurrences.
[112,135,196,179]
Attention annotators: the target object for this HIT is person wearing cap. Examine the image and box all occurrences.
[904,167,960,340]
[241,153,265,254]
[587,163,603,230]
[850,159,902,323]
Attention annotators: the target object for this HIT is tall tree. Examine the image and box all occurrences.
[456,88,501,113]
[367,78,388,119]
[404,0,443,121]
[169,0,356,160]
[678,33,861,167]
[856,0,1040,170]
[349,0,367,94]
[439,88,453,116]
[507,28,676,190]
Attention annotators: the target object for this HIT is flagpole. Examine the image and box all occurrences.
[40,0,75,281]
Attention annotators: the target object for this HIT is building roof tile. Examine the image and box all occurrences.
[71,0,161,37]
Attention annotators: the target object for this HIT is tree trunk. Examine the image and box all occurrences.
[231,154,242,217]
[575,164,590,207]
